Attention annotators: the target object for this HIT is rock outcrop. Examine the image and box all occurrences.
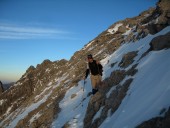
[84,77,133,128]
[137,107,170,128]
[150,31,170,50]
[119,51,138,68]
[0,81,4,95]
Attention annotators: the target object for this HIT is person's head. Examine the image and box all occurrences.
[87,54,93,62]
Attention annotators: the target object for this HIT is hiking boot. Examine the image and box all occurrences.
[92,88,98,95]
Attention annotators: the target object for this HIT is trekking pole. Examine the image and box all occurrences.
[82,80,85,99]
[82,80,86,107]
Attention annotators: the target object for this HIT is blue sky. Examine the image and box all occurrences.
[0,0,157,83]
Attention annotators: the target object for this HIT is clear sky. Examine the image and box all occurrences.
[0,0,157,83]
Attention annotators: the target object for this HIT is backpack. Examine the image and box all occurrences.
[97,63,103,76]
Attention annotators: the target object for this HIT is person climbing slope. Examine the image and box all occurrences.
[84,54,103,95]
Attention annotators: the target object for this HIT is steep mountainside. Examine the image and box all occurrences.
[0,0,170,128]
[0,81,4,95]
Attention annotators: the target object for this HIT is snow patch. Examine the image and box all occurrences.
[106,86,116,98]
[52,79,92,128]
[0,99,6,105]
[92,106,104,123]
[45,68,50,72]
[107,23,123,34]
[122,29,132,36]
[13,82,22,87]
[83,40,94,50]
[29,112,41,124]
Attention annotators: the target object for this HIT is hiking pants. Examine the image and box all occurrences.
[90,74,102,89]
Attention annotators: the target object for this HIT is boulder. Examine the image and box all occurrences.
[150,32,170,50]
[71,93,77,99]
[118,25,127,33]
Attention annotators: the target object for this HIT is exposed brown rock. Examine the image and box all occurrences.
[84,92,105,128]
[157,0,170,13]
[118,25,127,33]
[26,65,35,73]
[71,93,77,99]
[119,51,138,68]
[110,78,133,113]
[137,107,170,128]
[101,70,126,89]
[150,32,170,50]
[126,64,138,76]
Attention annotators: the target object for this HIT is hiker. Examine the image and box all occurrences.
[84,54,103,95]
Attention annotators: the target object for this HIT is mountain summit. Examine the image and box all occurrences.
[0,0,170,127]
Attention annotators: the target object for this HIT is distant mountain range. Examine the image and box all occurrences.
[3,82,15,90]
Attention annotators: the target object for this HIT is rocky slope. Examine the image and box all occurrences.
[0,82,14,91]
[0,0,170,127]
[0,81,4,95]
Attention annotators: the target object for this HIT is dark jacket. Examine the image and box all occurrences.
[85,60,103,79]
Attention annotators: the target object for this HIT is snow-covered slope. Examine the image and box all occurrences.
[51,26,170,128]
[100,30,170,128]
[101,49,170,128]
